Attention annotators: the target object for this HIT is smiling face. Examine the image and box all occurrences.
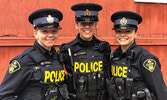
[114,29,137,52]
[76,22,97,41]
[34,28,59,51]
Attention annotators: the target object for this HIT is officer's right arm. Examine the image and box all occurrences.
[0,59,32,100]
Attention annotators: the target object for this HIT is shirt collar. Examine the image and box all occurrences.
[33,40,56,56]
[72,33,99,46]
[115,40,137,57]
[124,40,137,53]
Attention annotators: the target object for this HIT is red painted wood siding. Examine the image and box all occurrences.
[0,0,167,84]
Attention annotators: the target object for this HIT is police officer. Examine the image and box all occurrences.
[59,3,111,100]
[0,8,69,100]
[107,11,167,100]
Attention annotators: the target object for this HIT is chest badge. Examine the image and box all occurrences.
[143,59,156,72]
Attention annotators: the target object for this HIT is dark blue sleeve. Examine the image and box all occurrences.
[141,55,167,100]
[0,59,32,100]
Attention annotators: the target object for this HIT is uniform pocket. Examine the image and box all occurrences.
[33,66,42,81]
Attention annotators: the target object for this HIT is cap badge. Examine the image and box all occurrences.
[47,15,54,23]
[120,17,127,25]
[84,9,91,16]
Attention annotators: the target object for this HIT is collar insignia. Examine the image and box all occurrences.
[84,9,91,16]
[143,59,156,72]
[120,17,127,25]
[47,15,54,23]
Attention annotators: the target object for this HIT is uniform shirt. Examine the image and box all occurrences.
[112,41,167,100]
[0,41,65,100]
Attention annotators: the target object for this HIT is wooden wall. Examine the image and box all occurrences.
[0,0,167,84]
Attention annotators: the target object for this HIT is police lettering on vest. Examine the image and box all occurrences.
[74,61,103,73]
[111,64,128,78]
[44,70,65,83]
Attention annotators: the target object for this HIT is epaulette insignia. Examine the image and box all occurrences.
[9,60,21,74]
[143,59,156,72]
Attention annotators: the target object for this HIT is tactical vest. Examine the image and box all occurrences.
[110,48,155,100]
[68,44,107,100]
[18,48,66,100]
[29,49,65,83]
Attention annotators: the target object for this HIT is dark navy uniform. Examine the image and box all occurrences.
[59,3,111,100]
[60,34,111,100]
[108,11,167,100]
[0,8,69,100]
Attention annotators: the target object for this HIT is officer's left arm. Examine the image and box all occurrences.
[141,55,167,100]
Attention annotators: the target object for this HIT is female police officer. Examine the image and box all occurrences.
[108,11,167,100]
[0,8,69,100]
[59,3,111,100]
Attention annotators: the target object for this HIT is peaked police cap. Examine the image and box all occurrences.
[28,8,63,29]
[111,11,142,30]
[71,3,102,22]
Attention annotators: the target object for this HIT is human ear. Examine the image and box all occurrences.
[135,30,138,37]
[33,29,38,39]
[95,23,98,28]
[76,24,79,30]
